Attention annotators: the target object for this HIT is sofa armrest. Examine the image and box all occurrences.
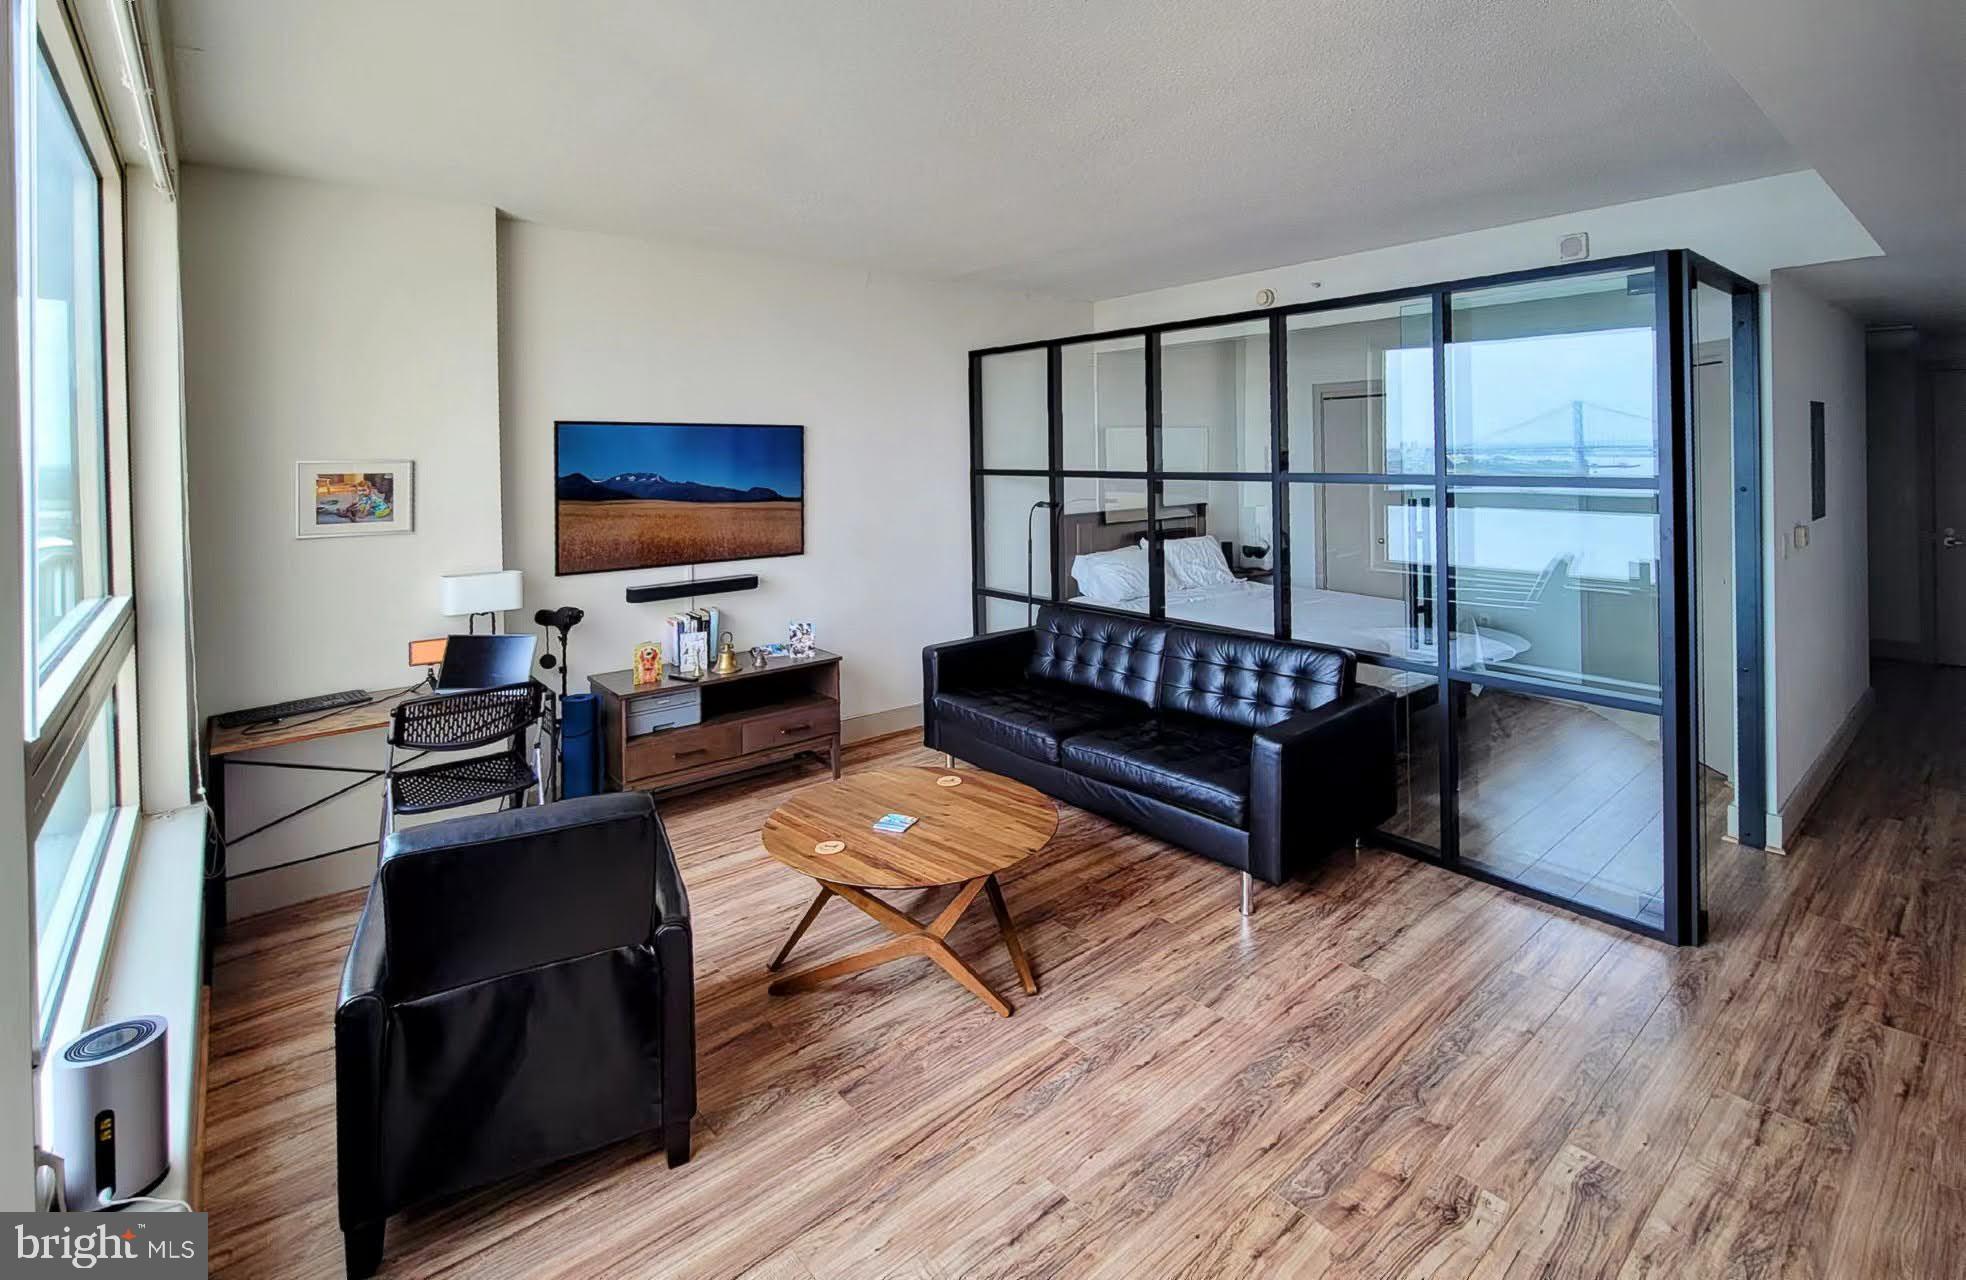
[923,629,1036,701]
[1246,687,1398,883]
[335,890,390,1229]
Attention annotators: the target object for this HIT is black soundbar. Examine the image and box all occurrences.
[625,574,759,604]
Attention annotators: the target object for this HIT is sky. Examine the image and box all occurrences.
[556,422,804,497]
[1451,328,1656,446]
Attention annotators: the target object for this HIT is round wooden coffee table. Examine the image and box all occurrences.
[760,766,1057,1017]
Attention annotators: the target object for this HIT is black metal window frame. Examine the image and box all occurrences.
[968,250,1765,945]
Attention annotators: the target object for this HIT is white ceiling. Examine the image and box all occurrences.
[163,0,1801,302]
[1665,0,1966,331]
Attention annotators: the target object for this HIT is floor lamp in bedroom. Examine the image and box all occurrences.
[1027,499,1058,625]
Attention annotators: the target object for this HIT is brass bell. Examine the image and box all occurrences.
[712,629,742,676]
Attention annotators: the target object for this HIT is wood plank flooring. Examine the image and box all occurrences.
[205,662,1966,1278]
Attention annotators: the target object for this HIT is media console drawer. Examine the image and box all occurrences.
[626,721,742,777]
[741,701,840,754]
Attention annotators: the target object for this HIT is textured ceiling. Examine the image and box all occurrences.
[163,0,1798,301]
[1666,0,1966,331]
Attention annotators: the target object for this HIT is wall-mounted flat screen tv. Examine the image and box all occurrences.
[554,421,805,575]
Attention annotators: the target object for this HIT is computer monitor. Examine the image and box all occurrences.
[436,633,536,693]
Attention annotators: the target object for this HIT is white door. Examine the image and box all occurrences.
[1935,371,1966,665]
[1316,391,1403,599]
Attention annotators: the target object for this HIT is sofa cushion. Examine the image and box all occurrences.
[1027,606,1166,706]
[1159,626,1353,729]
[1061,714,1252,827]
[932,681,1147,764]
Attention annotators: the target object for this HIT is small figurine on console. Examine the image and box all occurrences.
[632,641,663,686]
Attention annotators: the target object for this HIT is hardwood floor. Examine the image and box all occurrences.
[206,663,1966,1278]
[1382,686,1710,930]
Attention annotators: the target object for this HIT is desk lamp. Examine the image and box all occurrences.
[439,569,523,634]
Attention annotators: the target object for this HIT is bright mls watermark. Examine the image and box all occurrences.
[5,1214,206,1276]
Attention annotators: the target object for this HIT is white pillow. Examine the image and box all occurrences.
[1160,536,1235,589]
[1071,545,1149,602]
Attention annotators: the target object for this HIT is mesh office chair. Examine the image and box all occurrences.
[379,681,546,839]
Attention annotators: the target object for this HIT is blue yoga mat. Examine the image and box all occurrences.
[559,692,601,797]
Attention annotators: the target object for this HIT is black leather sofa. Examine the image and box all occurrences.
[923,605,1395,910]
[335,792,693,1279]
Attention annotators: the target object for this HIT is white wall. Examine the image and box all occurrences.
[1765,274,1871,835]
[498,219,1088,721]
[181,167,504,912]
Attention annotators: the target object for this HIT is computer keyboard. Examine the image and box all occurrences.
[214,688,373,730]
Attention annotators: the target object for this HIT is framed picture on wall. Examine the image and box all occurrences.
[295,460,415,538]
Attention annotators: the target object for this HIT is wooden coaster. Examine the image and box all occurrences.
[813,839,846,855]
[936,775,962,787]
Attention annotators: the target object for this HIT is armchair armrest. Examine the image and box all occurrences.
[335,891,389,1232]
[923,629,1036,699]
[1247,687,1397,883]
[647,814,695,1155]
[651,815,690,931]
[339,889,387,1006]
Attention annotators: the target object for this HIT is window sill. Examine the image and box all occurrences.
[42,805,208,1208]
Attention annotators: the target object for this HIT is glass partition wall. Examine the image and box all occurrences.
[970,251,1763,944]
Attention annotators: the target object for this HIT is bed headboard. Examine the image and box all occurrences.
[1055,504,1207,598]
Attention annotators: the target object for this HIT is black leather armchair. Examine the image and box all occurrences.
[336,792,694,1279]
[925,606,1395,911]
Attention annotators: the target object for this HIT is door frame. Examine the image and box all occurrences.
[1685,254,1768,859]
[1923,365,1966,664]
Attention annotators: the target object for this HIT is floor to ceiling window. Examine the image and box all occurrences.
[18,5,141,1044]
[1443,268,1669,926]
[971,251,1764,944]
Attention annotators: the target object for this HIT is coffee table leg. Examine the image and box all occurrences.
[764,876,1020,1017]
[985,875,1038,995]
[769,935,923,994]
[920,940,1012,1017]
[768,885,833,972]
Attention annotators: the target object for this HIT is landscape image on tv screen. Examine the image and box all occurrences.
[554,422,805,574]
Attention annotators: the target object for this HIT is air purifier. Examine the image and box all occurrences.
[50,1016,168,1209]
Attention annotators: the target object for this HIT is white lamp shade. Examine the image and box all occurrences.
[440,569,523,617]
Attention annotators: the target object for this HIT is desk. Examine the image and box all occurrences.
[202,686,420,960]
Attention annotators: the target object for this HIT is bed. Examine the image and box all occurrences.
[1052,506,1533,698]
[1070,578,1528,689]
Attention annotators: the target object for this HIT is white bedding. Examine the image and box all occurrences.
[1070,579,1530,669]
